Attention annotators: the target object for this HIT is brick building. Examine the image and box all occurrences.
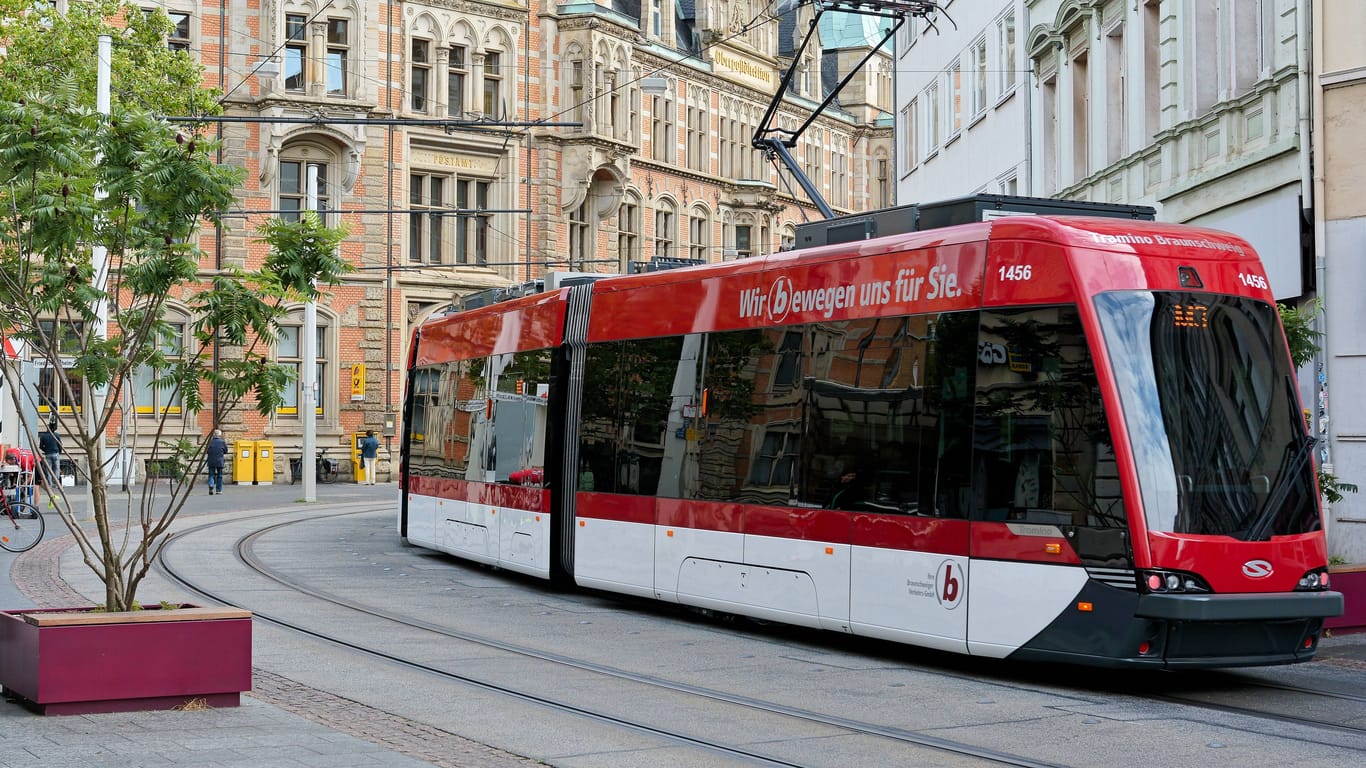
[113,1,893,477]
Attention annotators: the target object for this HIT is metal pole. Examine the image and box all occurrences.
[87,34,111,521]
[303,166,318,502]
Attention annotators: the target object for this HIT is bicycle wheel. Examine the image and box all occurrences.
[319,460,337,484]
[0,501,44,553]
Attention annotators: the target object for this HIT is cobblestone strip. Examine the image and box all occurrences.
[251,669,544,768]
[11,537,543,768]
[11,531,90,608]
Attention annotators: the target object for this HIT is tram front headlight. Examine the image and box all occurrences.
[1296,567,1330,591]
[1139,569,1212,594]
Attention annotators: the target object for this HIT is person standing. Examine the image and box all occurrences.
[360,430,380,485]
[38,427,61,489]
[206,429,228,495]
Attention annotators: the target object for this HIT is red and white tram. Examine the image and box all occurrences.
[399,212,1342,668]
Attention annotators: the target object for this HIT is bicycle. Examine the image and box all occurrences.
[290,449,340,484]
[0,471,43,553]
[317,449,339,484]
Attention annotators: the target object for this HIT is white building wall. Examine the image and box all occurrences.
[894,2,1027,203]
[1024,0,1307,299]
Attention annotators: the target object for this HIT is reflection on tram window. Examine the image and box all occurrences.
[489,349,552,485]
[690,328,799,504]
[971,306,1126,529]
[577,336,687,496]
[800,312,976,517]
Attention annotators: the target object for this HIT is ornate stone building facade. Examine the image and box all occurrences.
[136,0,893,471]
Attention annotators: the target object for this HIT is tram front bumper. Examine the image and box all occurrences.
[1136,590,1343,621]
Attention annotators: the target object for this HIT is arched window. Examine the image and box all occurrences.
[569,199,592,270]
[281,1,357,99]
[653,199,676,260]
[618,191,641,272]
[277,141,339,221]
[689,205,710,262]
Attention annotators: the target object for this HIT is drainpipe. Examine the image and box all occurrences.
[1304,0,1331,544]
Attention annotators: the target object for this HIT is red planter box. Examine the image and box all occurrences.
[0,605,252,715]
[1327,566,1366,635]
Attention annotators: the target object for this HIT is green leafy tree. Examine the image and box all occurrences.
[0,1,218,116]
[1279,300,1357,504]
[0,76,347,610]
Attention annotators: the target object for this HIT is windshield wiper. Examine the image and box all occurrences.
[1243,435,1317,542]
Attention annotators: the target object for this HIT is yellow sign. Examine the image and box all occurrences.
[712,46,776,91]
[409,150,500,175]
[351,364,366,401]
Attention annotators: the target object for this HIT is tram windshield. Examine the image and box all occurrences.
[1094,291,1319,540]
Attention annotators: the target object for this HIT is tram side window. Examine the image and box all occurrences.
[406,366,439,471]
[801,312,975,516]
[488,349,552,484]
[577,336,687,495]
[972,306,1125,528]
[442,358,485,480]
[690,328,803,504]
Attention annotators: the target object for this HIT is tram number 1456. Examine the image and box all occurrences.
[998,264,1033,281]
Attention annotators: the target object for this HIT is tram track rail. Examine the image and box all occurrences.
[155,508,1366,766]
[158,509,1069,768]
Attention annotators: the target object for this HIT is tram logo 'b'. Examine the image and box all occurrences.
[1242,559,1274,579]
[936,560,964,609]
[766,276,793,323]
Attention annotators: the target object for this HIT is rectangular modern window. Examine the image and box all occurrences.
[923,83,940,153]
[448,46,467,116]
[285,14,307,92]
[326,19,349,96]
[948,59,963,135]
[997,11,1017,95]
[902,100,918,172]
[971,37,987,115]
[412,40,430,112]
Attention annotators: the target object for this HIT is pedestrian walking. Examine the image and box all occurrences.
[360,429,380,485]
[38,426,61,489]
[206,429,228,495]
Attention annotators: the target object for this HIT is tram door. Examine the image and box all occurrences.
[964,307,1124,657]
[819,313,975,651]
